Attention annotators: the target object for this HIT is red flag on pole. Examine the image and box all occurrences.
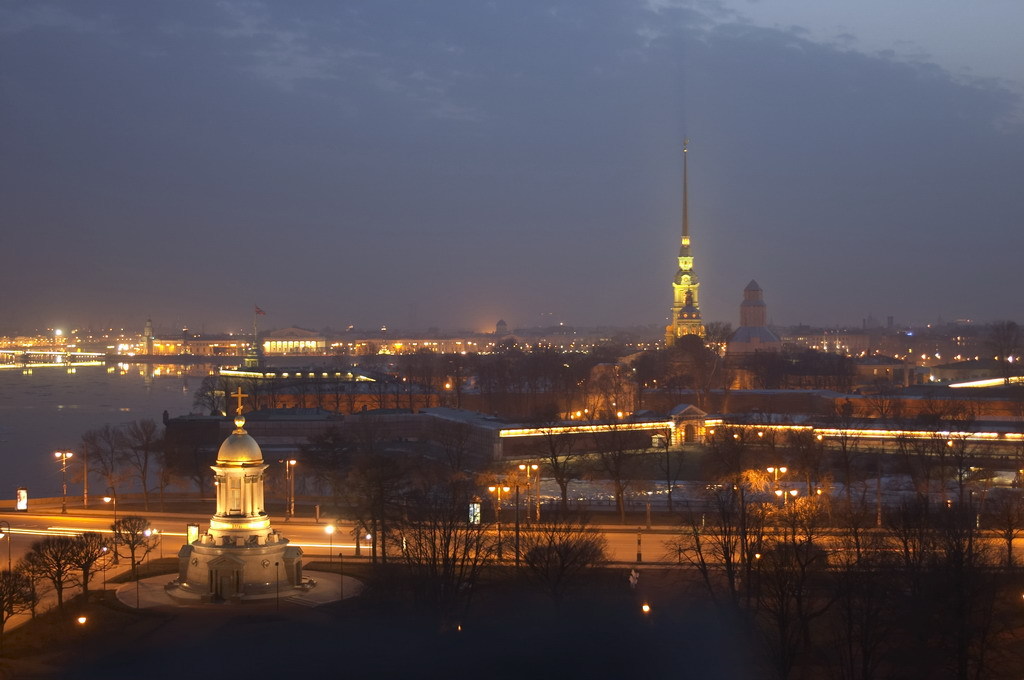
[255,305,266,316]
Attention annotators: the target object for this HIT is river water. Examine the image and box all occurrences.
[0,363,205,498]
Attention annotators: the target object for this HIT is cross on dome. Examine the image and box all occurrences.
[231,387,249,416]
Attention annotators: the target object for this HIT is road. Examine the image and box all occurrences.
[0,507,676,568]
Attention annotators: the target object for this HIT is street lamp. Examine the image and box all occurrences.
[288,459,296,517]
[325,524,335,566]
[768,466,788,506]
[487,484,511,561]
[518,463,540,522]
[103,488,118,564]
[144,528,161,562]
[775,488,799,506]
[54,450,74,514]
[278,459,297,519]
[326,524,344,598]
[0,520,11,572]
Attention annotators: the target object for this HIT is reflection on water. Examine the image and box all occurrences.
[0,364,209,498]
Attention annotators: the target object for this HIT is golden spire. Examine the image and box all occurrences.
[682,138,690,245]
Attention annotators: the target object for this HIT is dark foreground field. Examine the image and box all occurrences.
[0,566,749,680]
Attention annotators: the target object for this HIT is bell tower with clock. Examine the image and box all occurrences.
[665,139,706,345]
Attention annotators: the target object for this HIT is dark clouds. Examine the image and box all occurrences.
[1,1,1021,333]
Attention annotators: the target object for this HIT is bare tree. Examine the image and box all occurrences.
[785,430,826,497]
[520,516,607,606]
[654,430,685,513]
[162,418,216,497]
[591,423,641,523]
[429,419,477,477]
[345,418,408,564]
[884,498,936,599]
[121,419,162,510]
[534,423,579,515]
[756,497,832,680]
[984,488,1024,568]
[193,375,228,415]
[826,532,896,680]
[112,516,156,577]
[826,398,862,509]
[21,537,80,610]
[986,320,1020,385]
[0,569,36,652]
[80,424,125,492]
[394,483,494,630]
[301,427,352,503]
[671,468,770,612]
[69,532,109,597]
[932,503,998,680]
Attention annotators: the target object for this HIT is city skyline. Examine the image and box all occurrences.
[3,2,1024,333]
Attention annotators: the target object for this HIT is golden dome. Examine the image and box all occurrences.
[215,416,264,464]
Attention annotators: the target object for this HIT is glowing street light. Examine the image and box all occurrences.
[325,524,335,566]
[143,528,162,560]
[54,450,74,514]
[775,488,799,506]
[518,463,540,522]
[278,459,298,519]
[103,488,118,564]
[488,484,511,561]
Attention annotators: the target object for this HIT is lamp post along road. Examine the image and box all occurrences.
[518,463,539,523]
[326,525,335,566]
[103,488,119,564]
[488,484,510,561]
[288,459,296,517]
[55,450,74,514]
[767,466,788,506]
[82,451,89,509]
[279,458,297,519]
[514,483,521,567]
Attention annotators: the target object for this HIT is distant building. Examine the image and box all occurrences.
[165,405,705,476]
[726,280,782,356]
[495,319,509,336]
[151,330,248,356]
[929,358,1004,383]
[665,141,706,345]
[263,327,326,355]
[853,355,915,388]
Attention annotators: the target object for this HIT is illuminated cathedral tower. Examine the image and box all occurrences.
[665,140,705,345]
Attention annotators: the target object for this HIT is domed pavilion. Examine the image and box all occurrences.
[170,388,309,602]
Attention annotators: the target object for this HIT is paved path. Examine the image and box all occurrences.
[114,570,362,609]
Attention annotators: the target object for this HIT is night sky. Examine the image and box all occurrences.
[3,1,1023,334]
